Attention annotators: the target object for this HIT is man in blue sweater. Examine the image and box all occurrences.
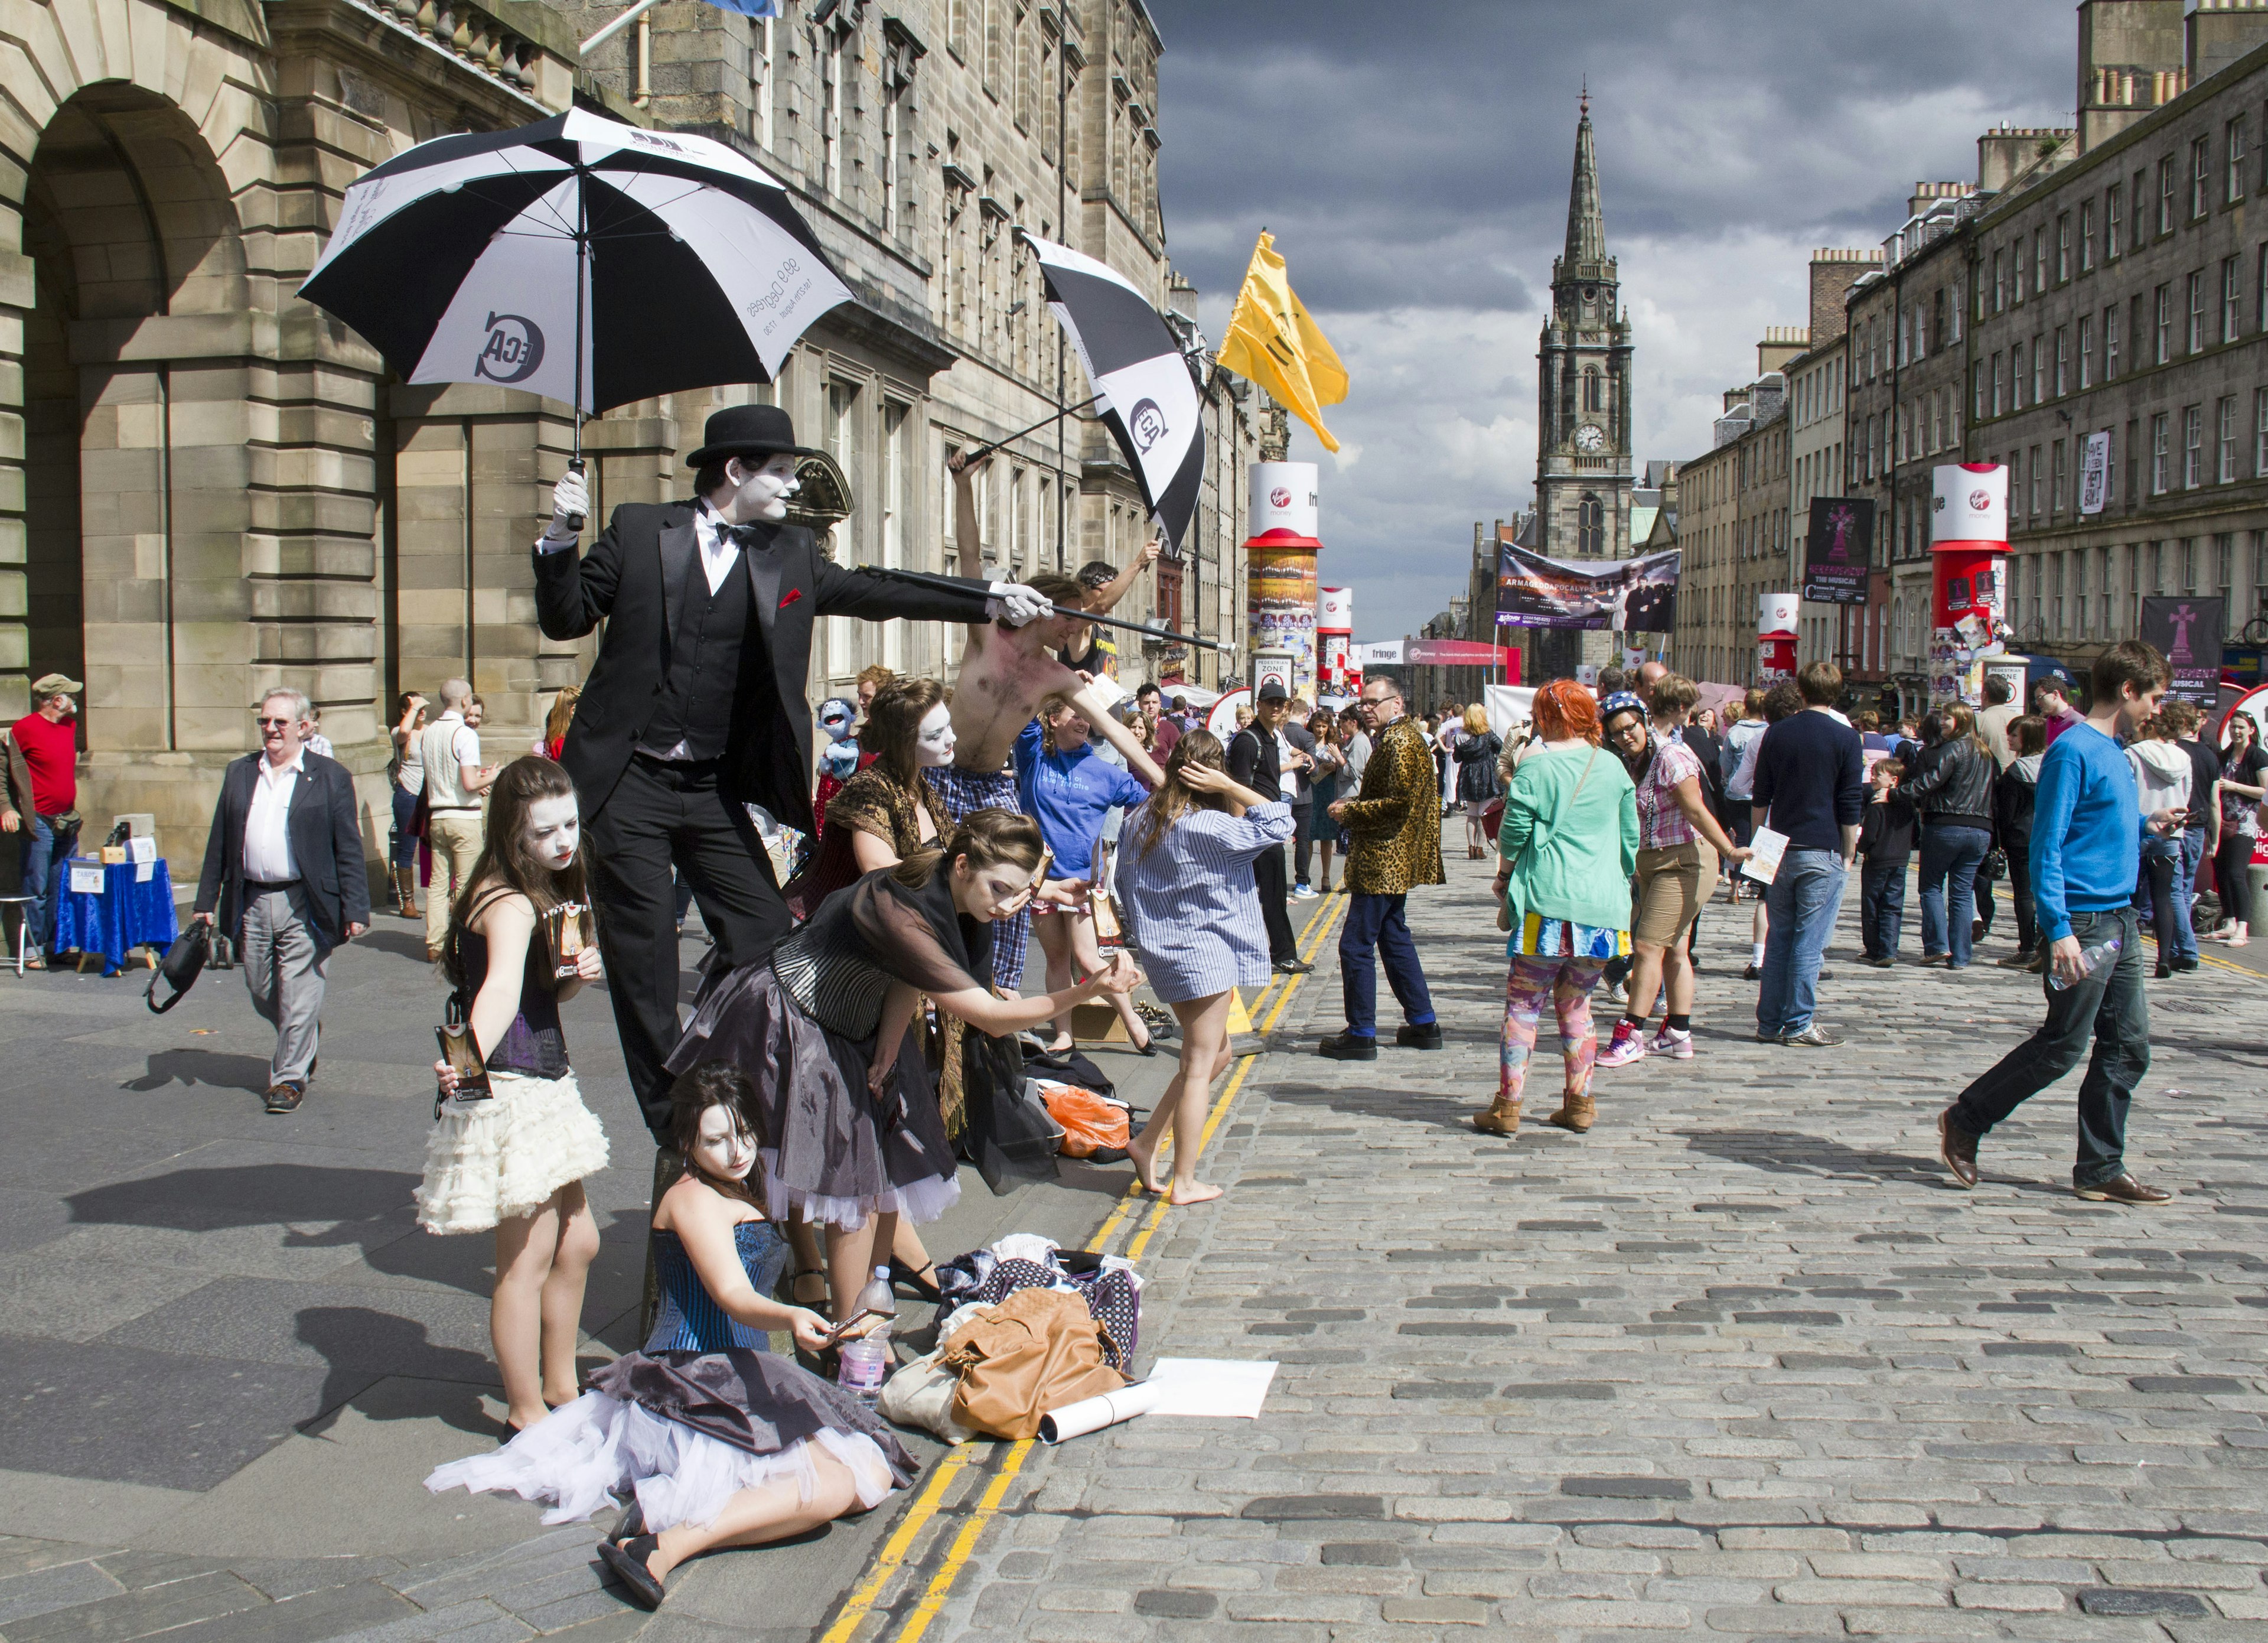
[1938,640,2176,1203]
[1751,662,1866,1047]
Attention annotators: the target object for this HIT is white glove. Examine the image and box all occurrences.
[544,469,589,541]
[986,581,1052,626]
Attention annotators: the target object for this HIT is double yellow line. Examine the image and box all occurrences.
[820,887,1347,1643]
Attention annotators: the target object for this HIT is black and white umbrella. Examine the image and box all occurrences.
[299,108,852,439]
[1021,231,1205,551]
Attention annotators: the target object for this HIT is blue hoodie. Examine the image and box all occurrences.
[2029,721,2140,944]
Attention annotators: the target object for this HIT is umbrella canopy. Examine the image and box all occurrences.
[299,108,852,418]
[1021,230,1204,552]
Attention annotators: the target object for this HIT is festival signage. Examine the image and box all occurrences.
[1800,497,1873,605]
[2139,596,2224,707]
[1495,544,1680,632]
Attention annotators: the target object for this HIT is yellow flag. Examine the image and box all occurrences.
[1217,232,1348,453]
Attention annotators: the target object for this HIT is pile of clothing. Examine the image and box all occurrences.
[881,1235,1142,1442]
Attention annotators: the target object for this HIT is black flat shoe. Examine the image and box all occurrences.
[1275,957,1315,975]
[1317,1032,1377,1061]
[598,1534,666,1611]
[1395,1022,1444,1050]
[890,1260,943,1303]
[608,1501,646,1545]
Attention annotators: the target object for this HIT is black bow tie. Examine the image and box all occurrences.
[718,521,769,551]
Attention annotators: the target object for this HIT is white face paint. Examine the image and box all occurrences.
[524,793,581,872]
[915,704,957,769]
[729,453,802,521]
[689,1101,757,1182]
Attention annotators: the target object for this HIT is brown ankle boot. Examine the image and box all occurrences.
[1473,1097,1521,1136]
[1546,1091,1595,1133]
[394,865,420,918]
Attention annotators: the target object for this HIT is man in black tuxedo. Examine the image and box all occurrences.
[535,404,1050,1137]
[195,688,370,1114]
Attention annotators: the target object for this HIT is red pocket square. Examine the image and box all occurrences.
[778,588,803,609]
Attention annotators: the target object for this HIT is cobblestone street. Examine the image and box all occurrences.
[882,853,2268,1643]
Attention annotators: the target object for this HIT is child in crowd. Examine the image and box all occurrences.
[1858,757,1917,967]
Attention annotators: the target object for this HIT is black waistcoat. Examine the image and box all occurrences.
[644,548,755,762]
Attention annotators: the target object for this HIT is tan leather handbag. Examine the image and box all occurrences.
[942,1288,1125,1440]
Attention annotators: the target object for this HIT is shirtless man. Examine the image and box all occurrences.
[930,567,1162,991]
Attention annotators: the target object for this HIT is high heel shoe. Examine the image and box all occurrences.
[598,1534,666,1610]
[891,1260,943,1303]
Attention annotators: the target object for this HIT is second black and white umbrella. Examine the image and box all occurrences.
[1021,230,1205,551]
[299,108,853,425]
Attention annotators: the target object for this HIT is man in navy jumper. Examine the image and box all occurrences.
[1751,662,1866,1046]
[1938,640,2175,1204]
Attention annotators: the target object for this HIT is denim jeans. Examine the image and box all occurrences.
[1951,905,2148,1188]
[1919,823,1990,967]
[2169,827,2205,962]
[1757,848,1846,1038]
[1859,854,1907,959]
[389,784,421,870]
[1339,891,1435,1037]
[18,812,79,956]
[2132,835,2179,963]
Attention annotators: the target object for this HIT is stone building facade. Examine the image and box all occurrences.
[5,0,1247,884]
[1788,251,1871,674]
[1670,346,1791,686]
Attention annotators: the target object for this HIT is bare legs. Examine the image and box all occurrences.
[645,1449,863,1580]
[1315,840,1335,893]
[1034,905,1148,1049]
[1621,937,1693,1026]
[1127,991,1233,1205]
[491,1182,600,1430]
[822,1209,898,1324]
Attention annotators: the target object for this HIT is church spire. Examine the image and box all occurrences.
[1563,86,1606,270]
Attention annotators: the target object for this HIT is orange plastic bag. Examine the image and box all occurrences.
[1037,1080,1130,1157]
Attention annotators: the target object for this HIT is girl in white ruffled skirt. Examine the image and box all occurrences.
[416,757,611,1433]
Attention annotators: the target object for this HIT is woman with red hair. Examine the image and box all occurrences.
[1478,681,1638,1137]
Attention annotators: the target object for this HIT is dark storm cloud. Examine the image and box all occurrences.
[1142,0,2077,637]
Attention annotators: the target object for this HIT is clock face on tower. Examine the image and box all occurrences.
[1574,422,1606,453]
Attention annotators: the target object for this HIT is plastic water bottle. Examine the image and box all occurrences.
[836,1266,898,1404]
[2047,935,2120,991]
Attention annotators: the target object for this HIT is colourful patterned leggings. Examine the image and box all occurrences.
[1500,954,1607,1104]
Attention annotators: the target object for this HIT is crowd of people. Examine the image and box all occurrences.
[9,404,2264,1608]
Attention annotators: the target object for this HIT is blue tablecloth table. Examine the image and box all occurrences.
[52,859,179,976]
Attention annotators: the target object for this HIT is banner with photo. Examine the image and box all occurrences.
[1800,497,1873,604]
[1495,544,1680,632]
[2139,595,2223,706]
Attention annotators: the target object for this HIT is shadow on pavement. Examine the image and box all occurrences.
[122,1047,275,1094]
[1675,1127,1939,1182]
[355,929,433,963]
[295,1306,501,1439]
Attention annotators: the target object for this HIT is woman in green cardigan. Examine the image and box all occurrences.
[1479,681,1638,1137]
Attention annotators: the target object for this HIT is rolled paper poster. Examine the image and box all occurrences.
[1037,1379,1169,1444]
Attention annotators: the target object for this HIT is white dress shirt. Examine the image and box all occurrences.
[538,502,747,596]
[243,750,304,883]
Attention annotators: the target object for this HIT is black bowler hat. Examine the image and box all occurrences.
[686,403,819,469]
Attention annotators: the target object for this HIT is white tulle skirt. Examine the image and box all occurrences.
[759,1146,962,1231]
[415,1069,611,1235]
[424,1391,898,1530]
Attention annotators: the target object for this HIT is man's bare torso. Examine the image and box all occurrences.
[950,622,1083,771]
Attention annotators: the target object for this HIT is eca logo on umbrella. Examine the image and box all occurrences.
[1129,398,1168,453]
[474,312,545,383]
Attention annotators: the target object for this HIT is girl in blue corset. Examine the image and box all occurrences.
[428,1063,916,1612]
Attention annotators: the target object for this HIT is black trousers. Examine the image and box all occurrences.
[1253,842,1296,963]
[585,755,788,1138]
[1292,803,1313,883]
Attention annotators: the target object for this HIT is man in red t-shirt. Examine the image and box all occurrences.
[3,673,84,967]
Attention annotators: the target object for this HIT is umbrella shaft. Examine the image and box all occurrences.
[962,393,1102,466]
[859,564,1226,653]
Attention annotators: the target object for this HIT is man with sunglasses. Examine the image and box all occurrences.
[1319,674,1445,1060]
[194,690,369,1113]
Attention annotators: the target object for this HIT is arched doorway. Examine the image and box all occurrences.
[19,84,246,753]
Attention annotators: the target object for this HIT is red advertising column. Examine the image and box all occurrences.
[1929,463,2009,704]
[1758,592,1798,684]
